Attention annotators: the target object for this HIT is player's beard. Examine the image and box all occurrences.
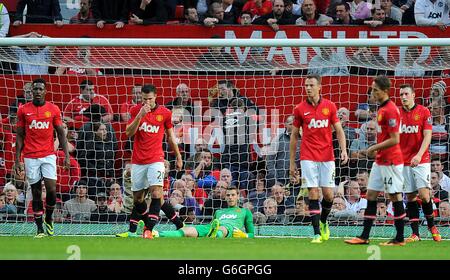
[32,99,45,106]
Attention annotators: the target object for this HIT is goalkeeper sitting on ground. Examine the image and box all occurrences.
[157,186,254,238]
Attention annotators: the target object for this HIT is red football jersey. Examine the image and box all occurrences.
[400,104,432,166]
[63,95,113,129]
[1,128,16,175]
[56,150,81,194]
[128,104,173,165]
[293,98,339,161]
[119,102,135,119]
[17,102,63,159]
[375,100,403,165]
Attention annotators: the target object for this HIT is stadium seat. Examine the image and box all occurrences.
[175,5,184,20]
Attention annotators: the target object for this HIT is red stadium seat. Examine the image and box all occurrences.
[175,5,184,20]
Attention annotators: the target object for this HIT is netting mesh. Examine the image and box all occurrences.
[0,41,449,238]
[0,44,449,72]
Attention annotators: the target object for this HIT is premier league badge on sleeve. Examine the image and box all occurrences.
[388,119,397,127]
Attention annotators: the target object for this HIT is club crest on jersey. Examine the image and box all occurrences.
[29,120,49,129]
[44,111,51,118]
[414,114,420,121]
[321,108,330,116]
[219,214,237,220]
[139,122,160,133]
[401,124,419,134]
[377,114,382,122]
[308,118,329,129]
[156,115,163,122]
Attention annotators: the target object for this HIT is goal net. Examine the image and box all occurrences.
[0,38,449,238]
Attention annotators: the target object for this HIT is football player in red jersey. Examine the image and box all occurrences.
[346,76,406,246]
[290,74,348,243]
[116,84,183,239]
[398,84,441,242]
[15,78,70,238]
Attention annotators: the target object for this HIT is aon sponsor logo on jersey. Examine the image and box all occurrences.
[29,120,50,129]
[401,125,419,134]
[139,122,160,133]
[428,12,442,19]
[219,214,237,220]
[308,118,329,129]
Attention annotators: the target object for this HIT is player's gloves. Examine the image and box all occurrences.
[232,227,249,238]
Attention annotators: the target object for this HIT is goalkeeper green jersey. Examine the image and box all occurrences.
[213,206,255,237]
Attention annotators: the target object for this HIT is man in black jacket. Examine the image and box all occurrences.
[92,0,129,29]
[129,0,168,24]
[253,0,297,31]
[13,0,63,26]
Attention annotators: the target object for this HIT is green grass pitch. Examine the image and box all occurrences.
[1,236,449,260]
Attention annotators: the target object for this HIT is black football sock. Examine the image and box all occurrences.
[309,199,321,235]
[393,201,406,242]
[360,200,377,240]
[145,198,161,231]
[161,202,184,230]
[320,199,333,224]
[421,199,435,228]
[406,201,420,236]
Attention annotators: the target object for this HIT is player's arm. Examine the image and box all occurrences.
[411,129,432,167]
[289,125,300,182]
[367,131,400,157]
[244,209,255,238]
[15,127,24,175]
[55,124,71,170]
[166,128,183,171]
[15,107,25,175]
[125,105,149,137]
[332,122,349,164]
[233,209,255,238]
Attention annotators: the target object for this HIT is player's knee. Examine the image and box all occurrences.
[406,192,418,202]
[308,188,319,199]
[219,226,228,236]
[322,192,334,202]
[366,190,379,201]
[149,186,162,199]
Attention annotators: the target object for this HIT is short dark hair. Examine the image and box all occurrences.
[240,10,253,17]
[93,122,105,133]
[184,7,196,16]
[373,76,391,91]
[75,179,88,188]
[218,79,235,88]
[32,78,46,87]
[431,156,442,163]
[80,79,93,90]
[142,84,157,94]
[306,74,321,84]
[227,185,238,193]
[336,1,350,11]
[399,84,414,92]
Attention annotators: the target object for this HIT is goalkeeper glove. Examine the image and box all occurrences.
[232,228,249,238]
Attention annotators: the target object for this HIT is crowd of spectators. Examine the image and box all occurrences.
[0,0,449,34]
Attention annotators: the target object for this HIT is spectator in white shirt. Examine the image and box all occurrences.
[415,0,450,30]
[431,157,450,193]
[0,3,10,37]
